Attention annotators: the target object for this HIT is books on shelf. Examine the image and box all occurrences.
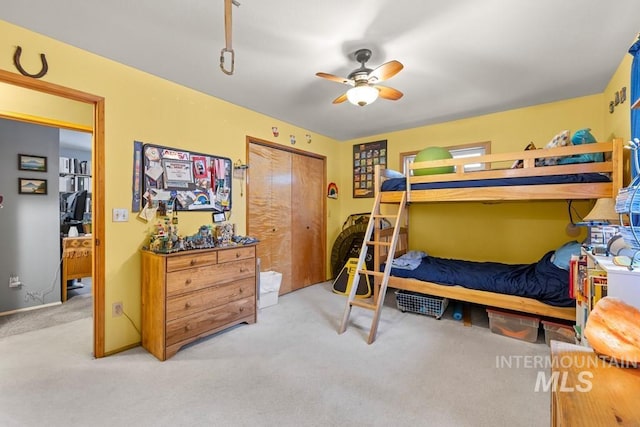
[58,175,91,193]
[59,157,91,176]
[588,270,607,310]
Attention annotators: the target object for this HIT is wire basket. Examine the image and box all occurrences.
[395,290,448,319]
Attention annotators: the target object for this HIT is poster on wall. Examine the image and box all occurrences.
[141,143,232,212]
[353,140,387,198]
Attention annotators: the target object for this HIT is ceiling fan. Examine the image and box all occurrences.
[316,48,404,107]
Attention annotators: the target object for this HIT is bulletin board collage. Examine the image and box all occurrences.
[138,143,232,215]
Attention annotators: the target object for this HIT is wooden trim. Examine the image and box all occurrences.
[246,136,326,160]
[0,111,93,132]
[93,98,105,358]
[0,69,105,358]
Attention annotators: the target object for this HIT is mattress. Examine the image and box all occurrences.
[380,172,611,192]
[388,251,573,307]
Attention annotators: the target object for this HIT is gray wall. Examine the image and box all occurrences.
[0,118,61,312]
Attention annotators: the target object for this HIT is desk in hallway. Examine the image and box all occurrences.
[61,235,92,302]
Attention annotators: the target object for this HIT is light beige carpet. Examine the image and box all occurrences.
[0,293,91,338]
[0,282,551,427]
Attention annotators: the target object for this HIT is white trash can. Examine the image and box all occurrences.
[259,271,282,308]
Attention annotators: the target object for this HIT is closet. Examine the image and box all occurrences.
[247,139,326,294]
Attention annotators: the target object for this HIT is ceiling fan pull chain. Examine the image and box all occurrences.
[220,0,240,75]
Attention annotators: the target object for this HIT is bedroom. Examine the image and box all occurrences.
[0,0,638,353]
[1,0,640,414]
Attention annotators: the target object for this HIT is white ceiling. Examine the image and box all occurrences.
[59,128,91,151]
[2,1,639,141]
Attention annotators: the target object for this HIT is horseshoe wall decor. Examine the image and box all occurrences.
[13,46,48,78]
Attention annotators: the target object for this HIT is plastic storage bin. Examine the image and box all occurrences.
[542,320,576,346]
[486,308,540,342]
[259,271,282,308]
[395,290,448,319]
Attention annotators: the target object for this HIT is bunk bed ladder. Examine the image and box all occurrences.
[338,190,407,344]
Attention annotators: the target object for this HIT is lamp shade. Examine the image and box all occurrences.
[584,198,619,223]
[347,85,379,106]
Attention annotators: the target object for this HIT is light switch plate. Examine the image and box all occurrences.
[112,208,129,222]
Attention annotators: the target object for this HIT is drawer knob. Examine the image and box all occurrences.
[185,324,193,331]
[185,302,192,308]
[190,259,196,266]
[236,253,240,258]
[185,279,192,285]
[239,288,243,294]
[239,307,244,312]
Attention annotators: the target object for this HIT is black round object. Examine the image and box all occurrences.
[330,223,374,279]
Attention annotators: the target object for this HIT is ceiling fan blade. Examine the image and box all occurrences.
[316,72,354,85]
[368,60,403,83]
[332,93,348,104]
[376,85,403,101]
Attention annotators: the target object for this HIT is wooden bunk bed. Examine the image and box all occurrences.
[370,138,625,323]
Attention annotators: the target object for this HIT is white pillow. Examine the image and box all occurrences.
[384,169,405,179]
[536,130,571,166]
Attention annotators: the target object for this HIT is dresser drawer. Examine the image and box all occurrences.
[210,258,256,284]
[166,277,256,322]
[166,264,219,297]
[217,246,255,263]
[166,297,255,346]
[166,251,217,272]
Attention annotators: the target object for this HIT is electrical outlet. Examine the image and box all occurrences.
[9,275,22,288]
[112,302,123,317]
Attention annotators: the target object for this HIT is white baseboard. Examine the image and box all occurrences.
[0,301,62,317]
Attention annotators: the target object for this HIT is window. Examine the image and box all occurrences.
[400,141,491,176]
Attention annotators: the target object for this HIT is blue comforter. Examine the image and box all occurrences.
[388,251,573,307]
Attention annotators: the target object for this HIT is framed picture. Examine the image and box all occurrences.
[18,154,47,172]
[18,178,48,195]
[353,140,387,198]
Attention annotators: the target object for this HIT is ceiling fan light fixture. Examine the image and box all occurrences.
[347,85,379,107]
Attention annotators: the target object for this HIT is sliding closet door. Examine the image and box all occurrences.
[248,143,293,293]
[248,139,326,296]
[291,154,325,289]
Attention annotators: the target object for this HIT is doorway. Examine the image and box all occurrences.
[0,69,106,358]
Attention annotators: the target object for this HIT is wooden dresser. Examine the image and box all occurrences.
[550,341,640,426]
[141,244,257,361]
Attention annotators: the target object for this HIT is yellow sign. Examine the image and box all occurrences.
[332,258,371,298]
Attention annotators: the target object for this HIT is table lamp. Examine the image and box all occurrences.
[583,198,619,225]
[580,198,620,254]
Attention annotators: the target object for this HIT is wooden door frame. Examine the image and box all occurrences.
[246,136,327,282]
[0,69,105,358]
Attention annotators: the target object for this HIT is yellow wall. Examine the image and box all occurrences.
[604,51,634,183]
[0,20,342,353]
[0,81,94,129]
